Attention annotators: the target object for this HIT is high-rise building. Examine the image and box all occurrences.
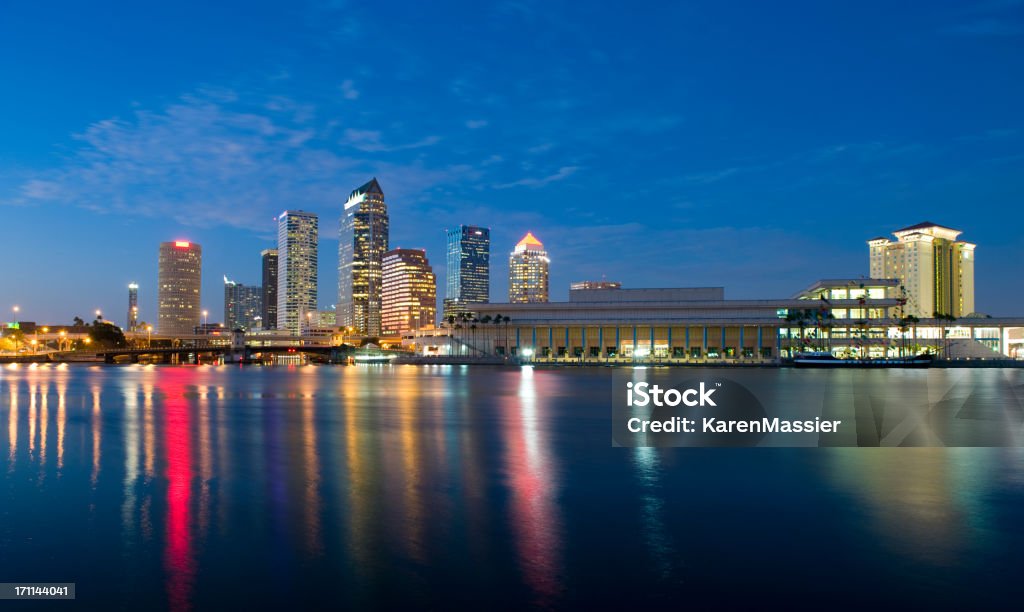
[509,232,550,303]
[277,211,319,335]
[261,248,278,330]
[157,241,202,336]
[127,282,139,331]
[444,225,490,319]
[382,248,436,334]
[868,221,976,317]
[338,178,389,336]
[223,276,263,331]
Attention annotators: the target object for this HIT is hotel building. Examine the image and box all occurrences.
[339,178,389,336]
[223,276,262,331]
[509,232,549,304]
[157,241,202,336]
[868,222,976,318]
[444,225,490,319]
[277,210,319,335]
[261,248,278,330]
[382,248,437,334]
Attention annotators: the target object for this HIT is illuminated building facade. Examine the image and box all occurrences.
[261,248,278,330]
[127,282,138,331]
[339,178,390,336]
[223,276,262,331]
[509,232,549,303]
[868,222,976,317]
[570,280,621,291]
[404,278,1023,362]
[277,210,319,335]
[157,241,202,336]
[382,248,436,334]
[444,225,490,318]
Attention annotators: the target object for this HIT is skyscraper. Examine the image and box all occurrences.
[382,248,436,334]
[223,276,263,331]
[444,225,490,319]
[261,248,278,330]
[277,211,319,335]
[157,241,202,336]
[509,232,550,303]
[127,282,138,331]
[868,222,976,317]
[338,178,389,336]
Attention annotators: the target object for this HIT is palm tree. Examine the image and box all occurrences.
[446,314,456,356]
[785,309,811,356]
[480,314,492,354]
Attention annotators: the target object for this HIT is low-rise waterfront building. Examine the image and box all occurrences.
[402,279,1024,363]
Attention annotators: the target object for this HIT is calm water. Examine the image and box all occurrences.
[2,364,1024,610]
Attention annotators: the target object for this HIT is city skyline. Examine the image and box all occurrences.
[3,1,1023,323]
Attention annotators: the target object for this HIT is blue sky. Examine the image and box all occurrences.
[2,0,1023,326]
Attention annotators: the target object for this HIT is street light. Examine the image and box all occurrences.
[147,325,153,348]
[59,330,66,352]
[203,310,209,330]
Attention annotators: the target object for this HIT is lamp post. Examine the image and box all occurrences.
[203,310,208,330]
[147,325,153,348]
[59,330,67,352]
[96,309,102,321]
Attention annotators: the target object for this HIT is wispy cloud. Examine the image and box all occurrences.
[494,165,580,189]
[465,119,489,129]
[2,89,470,231]
[341,129,441,152]
[340,79,360,100]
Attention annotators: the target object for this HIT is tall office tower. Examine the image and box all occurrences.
[444,225,490,319]
[338,178,389,336]
[223,276,263,331]
[157,241,202,336]
[277,211,319,335]
[868,222,976,317]
[261,248,278,329]
[508,232,550,303]
[381,248,436,334]
[127,282,139,331]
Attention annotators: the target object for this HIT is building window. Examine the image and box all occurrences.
[725,347,736,358]
[760,347,772,359]
[689,347,701,359]
[672,347,685,358]
[742,347,754,358]
[606,346,617,357]
[589,346,600,357]
[707,347,721,359]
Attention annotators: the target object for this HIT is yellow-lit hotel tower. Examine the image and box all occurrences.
[868,221,975,317]
[509,232,550,303]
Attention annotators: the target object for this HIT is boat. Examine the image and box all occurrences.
[792,352,933,368]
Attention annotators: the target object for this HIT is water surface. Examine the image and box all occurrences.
[2,364,1023,609]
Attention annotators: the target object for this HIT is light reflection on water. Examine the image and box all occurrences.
[0,364,1023,609]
